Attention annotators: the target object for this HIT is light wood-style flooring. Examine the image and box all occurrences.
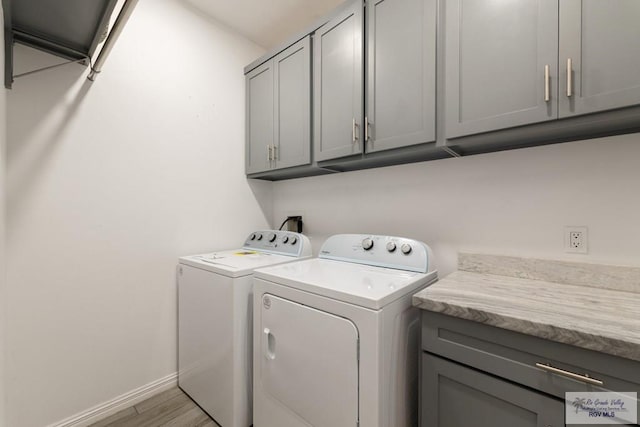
[88,387,218,427]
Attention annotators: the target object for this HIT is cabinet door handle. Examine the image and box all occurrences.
[544,65,550,102]
[272,145,278,160]
[566,58,573,97]
[267,145,272,162]
[352,118,359,143]
[535,363,603,386]
[364,116,370,141]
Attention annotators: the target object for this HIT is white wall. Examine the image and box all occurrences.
[1,4,7,426]
[6,1,268,426]
[273,133,640,275]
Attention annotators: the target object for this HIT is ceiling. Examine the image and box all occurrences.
[183,0,347,49]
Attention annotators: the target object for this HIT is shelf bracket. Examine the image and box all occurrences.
[12,55,89,80]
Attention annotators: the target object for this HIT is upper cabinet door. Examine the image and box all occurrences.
[246,61,274,174]
[314,1,364,162]
[444,0,558,139]
[559,0,640,118]
[273,36,312,170]
[366,0,436,153]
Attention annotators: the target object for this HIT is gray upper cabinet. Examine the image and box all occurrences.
[366,0,436,153]
[313,2,364,163]
[246,0,442,179]
[444,0,559,139]
[246,0,640,178]
[246,61,274,175]
[273,37,311,170]
[246,37,311,175]
[559,0,640,118]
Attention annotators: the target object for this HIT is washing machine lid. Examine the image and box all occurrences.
[180,250,305,278]
[254,258,438,309]
[178,230,312,278]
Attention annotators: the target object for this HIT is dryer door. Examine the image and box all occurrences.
[260,294,359,427]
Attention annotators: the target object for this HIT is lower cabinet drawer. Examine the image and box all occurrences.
[421,312,640,402]
[421,353,565,427]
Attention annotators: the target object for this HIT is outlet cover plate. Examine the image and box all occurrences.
[565,226,588,254]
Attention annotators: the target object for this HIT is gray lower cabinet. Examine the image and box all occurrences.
[246,37,311,176]
[559,0,640,118]
[365,0,436,154]
[422,353,565,427]
[420,312,640,427]
[444,0,559,139]
[313,1,364,163]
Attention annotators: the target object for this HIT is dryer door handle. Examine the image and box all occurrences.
[263,328,276,360]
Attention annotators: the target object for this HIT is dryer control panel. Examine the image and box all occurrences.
[319,234,434,273]
[243,230,312,257]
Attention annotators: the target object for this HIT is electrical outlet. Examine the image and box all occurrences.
[565,226,588,254]
[286,216,303,233]
[285,211,305,233]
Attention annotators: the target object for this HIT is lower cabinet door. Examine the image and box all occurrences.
[421,353,565,427]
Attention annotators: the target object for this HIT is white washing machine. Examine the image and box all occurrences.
[178,230,311,427]
[253,234,438,427]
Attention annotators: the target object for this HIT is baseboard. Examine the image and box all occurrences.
[47,372,178,427]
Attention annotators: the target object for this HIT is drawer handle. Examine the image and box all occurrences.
[535,363,603,386]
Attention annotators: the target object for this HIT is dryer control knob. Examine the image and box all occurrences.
[282,236,289,244]
[290,236,298,245]
[362,238,374,250]
[401,243,412,255]
[268,233,277,242]
[386,242,397,252]
[256,233,263,240]
[250,233,256,240]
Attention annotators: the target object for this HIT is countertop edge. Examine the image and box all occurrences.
[412,294,640,363]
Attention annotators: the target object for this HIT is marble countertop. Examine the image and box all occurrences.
[413,254,640,362]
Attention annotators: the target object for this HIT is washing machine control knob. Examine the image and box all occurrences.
[282,236,289,244]
[290,236,298,245]
[386,242,397,252]
[362,238,374,251]
[256,233,263,240]
[401,243,412,255]
[268,233,277,242]
[250,233,256,240]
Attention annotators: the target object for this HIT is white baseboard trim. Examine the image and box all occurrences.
[47,372,178,427]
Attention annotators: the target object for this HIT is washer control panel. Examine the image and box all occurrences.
[243,230,310,257]
[319,234,434,273]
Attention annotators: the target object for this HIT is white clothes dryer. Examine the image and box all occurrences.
[252,234,438,427]
[178,230,311,427]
